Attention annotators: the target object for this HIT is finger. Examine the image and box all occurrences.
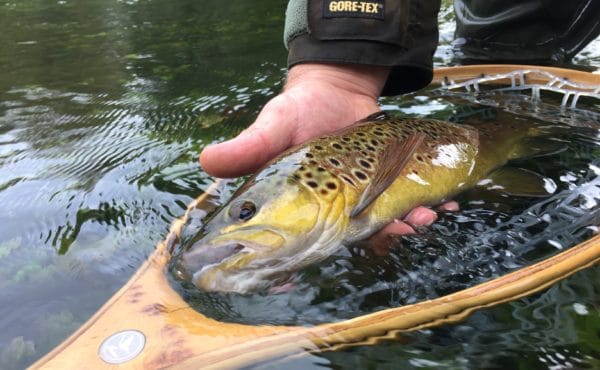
[199,128,276,178]
[199,96,296,178]
[368,219,415,256]
[437,200,459,212]
[404,206,438,227]
[369,207,437,242]
[376,218,416,236]
[369,203,453,256]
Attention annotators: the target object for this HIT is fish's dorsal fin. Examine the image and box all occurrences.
[481,167,556,197]
[350,133,426,218]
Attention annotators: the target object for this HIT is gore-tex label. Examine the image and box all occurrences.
[323,0,385,20]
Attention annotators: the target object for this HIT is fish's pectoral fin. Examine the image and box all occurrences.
[480,167,556,198]
[508,137,568,161]
[350,133,426,218]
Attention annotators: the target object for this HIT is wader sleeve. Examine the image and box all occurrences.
[284,0,441,96]
[453,0,600,64]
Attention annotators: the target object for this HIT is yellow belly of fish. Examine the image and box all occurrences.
[366,160,477,232]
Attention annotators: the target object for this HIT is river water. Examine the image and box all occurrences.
[0,1,599,369]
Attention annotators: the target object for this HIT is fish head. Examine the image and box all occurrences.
[171,163,346,293]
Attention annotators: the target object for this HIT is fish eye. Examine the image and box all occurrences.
[236,201,256,222]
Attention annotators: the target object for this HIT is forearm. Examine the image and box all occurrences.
[284,0,442,95]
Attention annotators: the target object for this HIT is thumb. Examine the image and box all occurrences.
[199,97,296,178]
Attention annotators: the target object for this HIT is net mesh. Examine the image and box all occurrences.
[439,69,600,109]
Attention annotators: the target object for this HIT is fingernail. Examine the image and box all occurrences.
[405,209,436,227]
[415,216,434,227]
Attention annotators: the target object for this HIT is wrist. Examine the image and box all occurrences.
[285,63,390,100]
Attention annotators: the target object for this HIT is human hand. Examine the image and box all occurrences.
[200,63,389,178]
[369,201,459,256]
[199,63,451,237]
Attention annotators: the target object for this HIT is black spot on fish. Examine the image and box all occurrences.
[314,145,323,150]
[358,159,371,169]
[329,158,341,167]
[366,145,376,152]
[326,182,337,190]
[305,172,313,179]
[317,166,326,172]
[332,143,343,150]
[306,152,314,158]
[320,189,328,196]
[354,170,368,181]
[370,139,379,146]
[309,160,318,166]
[307,181,318,188]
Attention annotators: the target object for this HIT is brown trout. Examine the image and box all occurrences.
[171,112,557,293]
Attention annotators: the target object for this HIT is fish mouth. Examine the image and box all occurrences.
[170,227,293,292]
[173,241,250,283]
[190,248,307,293]
[173,236,286,293]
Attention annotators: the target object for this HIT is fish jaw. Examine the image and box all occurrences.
[192,225,348,293]
[174,228,286,287]
[193,260,287,293]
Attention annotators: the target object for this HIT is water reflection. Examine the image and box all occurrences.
[0,1,285,368]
